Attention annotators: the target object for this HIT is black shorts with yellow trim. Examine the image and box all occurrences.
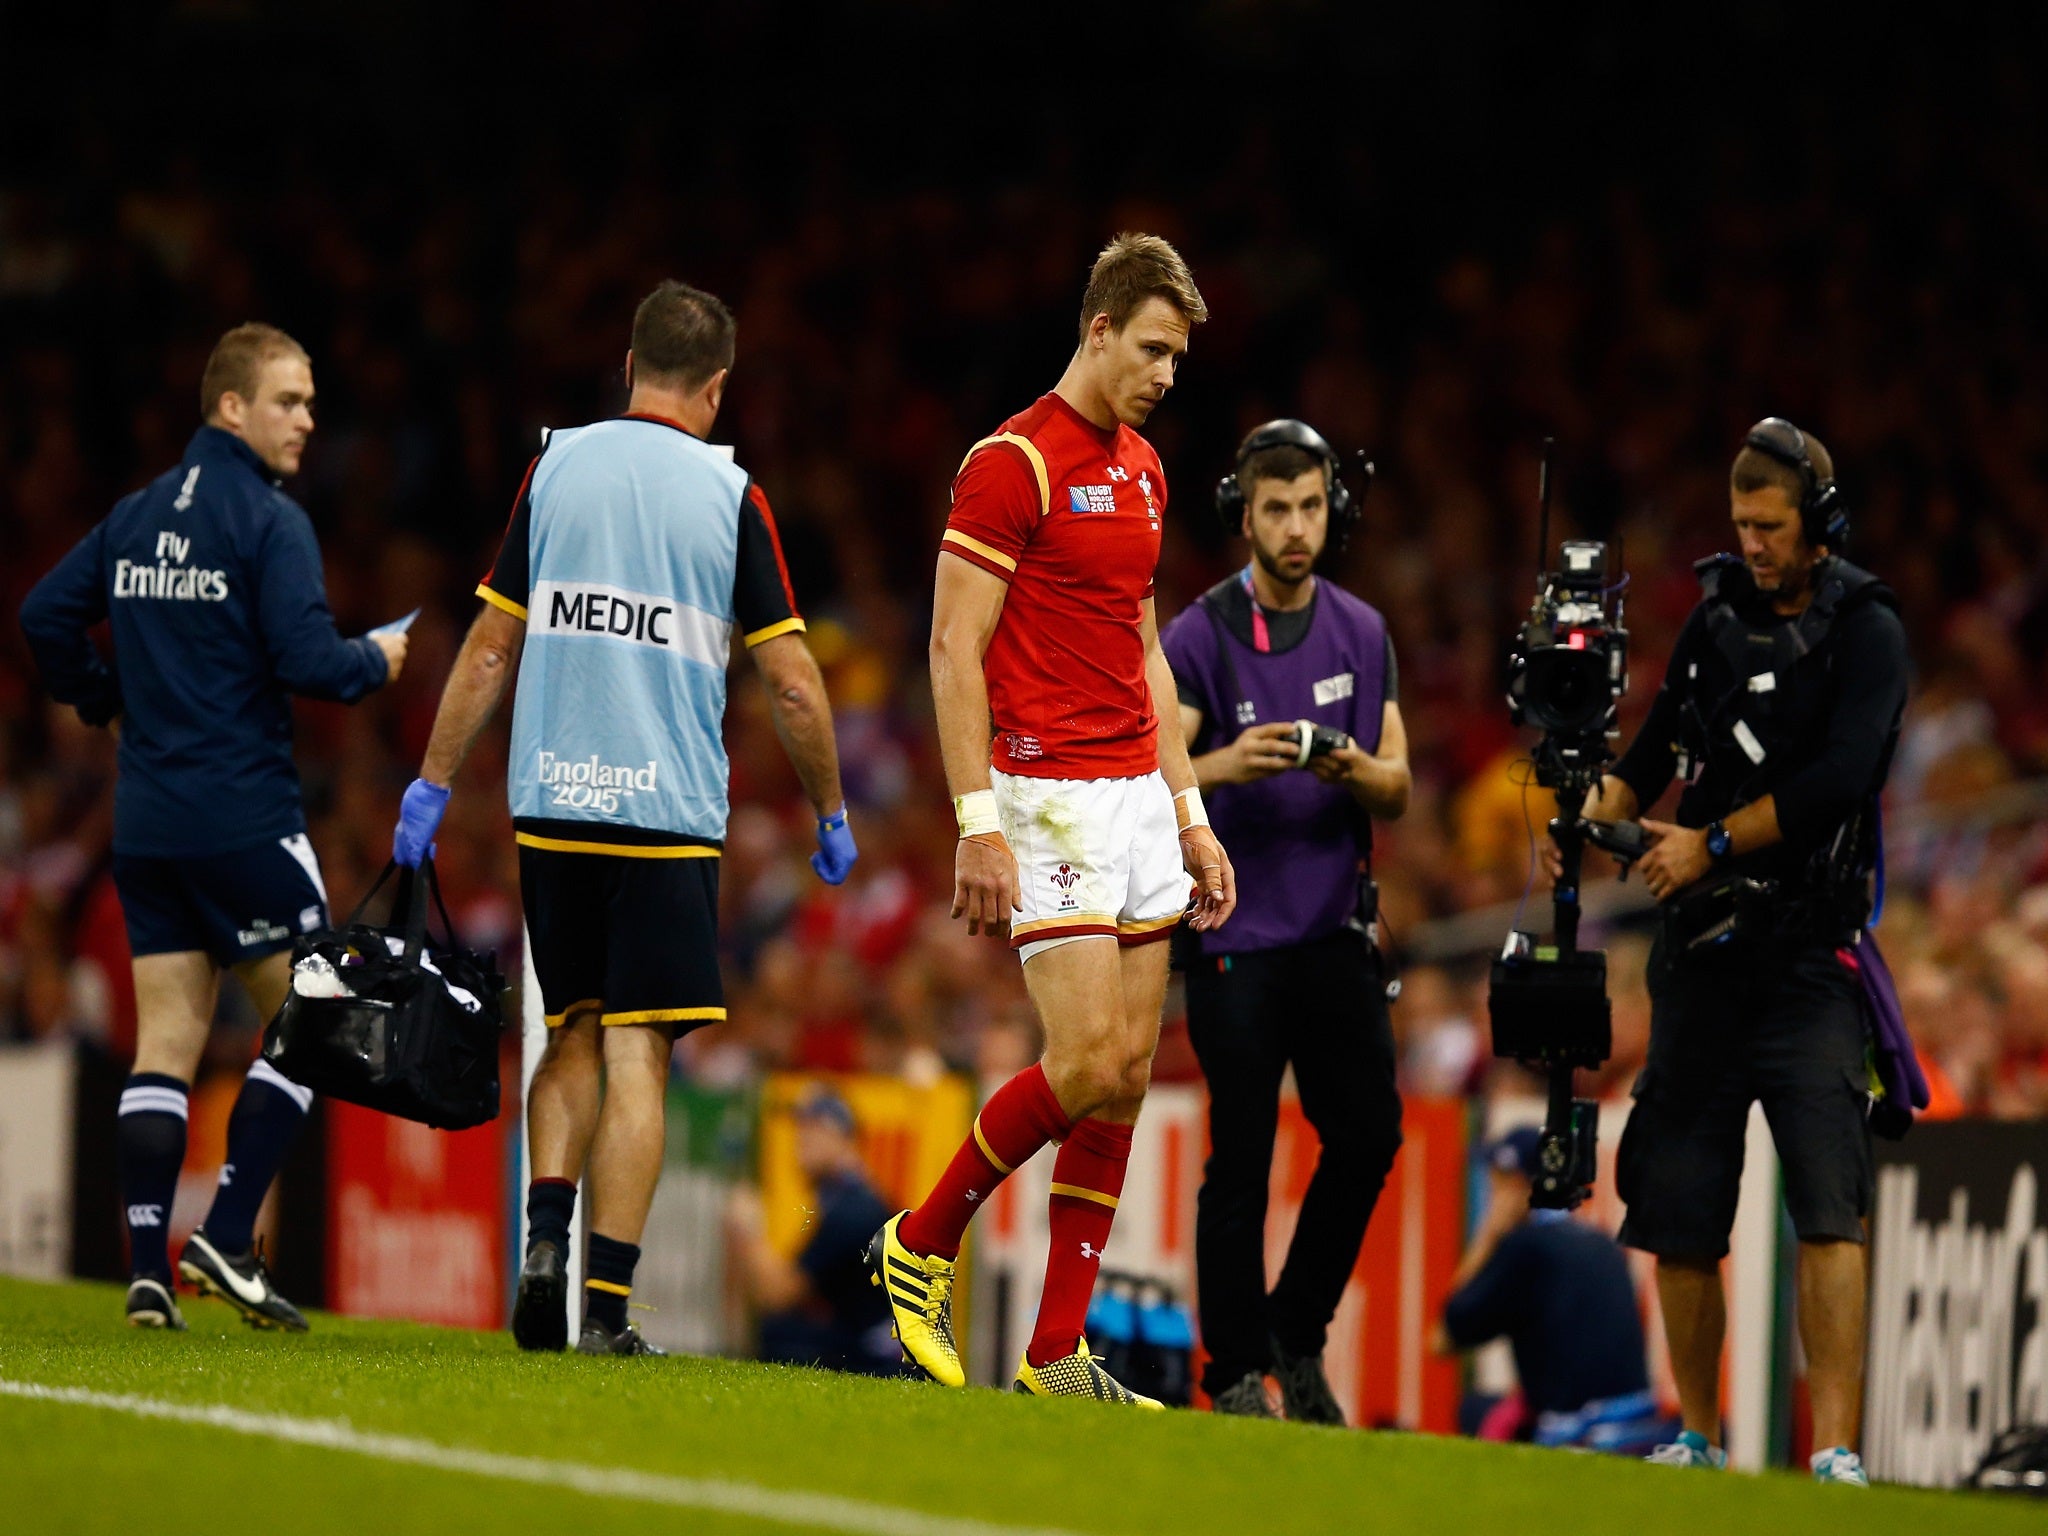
[515,818,723,1032]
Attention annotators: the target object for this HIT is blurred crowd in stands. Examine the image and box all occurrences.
[3,9,2046,1118]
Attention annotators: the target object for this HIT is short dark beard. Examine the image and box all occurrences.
[1251,540,1315,597]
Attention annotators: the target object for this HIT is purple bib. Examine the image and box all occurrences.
[1160,580,1390,955]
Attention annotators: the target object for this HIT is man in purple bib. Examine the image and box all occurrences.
[1160,420,1411,1422]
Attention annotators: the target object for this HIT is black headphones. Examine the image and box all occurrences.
[1744,416,1849,550]
[1213,419,1368,553]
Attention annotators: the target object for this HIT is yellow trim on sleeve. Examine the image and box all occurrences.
[743,616,808,648]
[1049,1182,1121,1210]
[584,1279,633,1296]
[941,529,1020,573]
[515,832,721,859]
[601,1007,727,1026]
[972,1116,1015,1176]
[543,998,604,1028]
[958,433,1051,518]
[475,583,528,621]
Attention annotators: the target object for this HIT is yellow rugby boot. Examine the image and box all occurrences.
[867,1211,965,1387]
[1012,1340,1164,1408]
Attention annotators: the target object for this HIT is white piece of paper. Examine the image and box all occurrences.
[1733,719,1767,764]
[368,608,420,640]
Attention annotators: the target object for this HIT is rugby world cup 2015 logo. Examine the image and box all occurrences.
[1050,863,1081,912]
[537,751,658,816]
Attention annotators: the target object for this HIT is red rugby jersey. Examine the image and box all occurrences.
[940,392,1166,779]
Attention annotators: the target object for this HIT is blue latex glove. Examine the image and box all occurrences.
[393,779,451,867]
[810,805,858,885]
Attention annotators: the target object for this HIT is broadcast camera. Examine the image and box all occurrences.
[1489,443,1630,1210]
[1506,538,1628,793]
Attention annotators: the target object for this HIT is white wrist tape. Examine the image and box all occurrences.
[954,789,1002,839]
[1175,785,1210,831]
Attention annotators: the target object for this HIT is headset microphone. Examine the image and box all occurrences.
[1213,418,1369,553]
[1744,416,1849,550]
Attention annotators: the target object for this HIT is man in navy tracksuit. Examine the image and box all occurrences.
[20,323,405,1333]
[1436,1129,1661,1455]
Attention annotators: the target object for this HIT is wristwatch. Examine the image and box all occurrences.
[1705,820,1733,863]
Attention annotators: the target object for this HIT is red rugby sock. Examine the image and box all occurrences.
[1027,1116,1134,1367]
[899,1062,1071,1260]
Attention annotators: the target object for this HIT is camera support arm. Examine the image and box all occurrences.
[1490,447,1623,1212]
[1551,780,1590,955]
[1531,779,1599,1210]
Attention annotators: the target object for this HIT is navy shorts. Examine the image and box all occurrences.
[1616,933,1872,1261]
[113,833,330,965]
[518,841,724,1031]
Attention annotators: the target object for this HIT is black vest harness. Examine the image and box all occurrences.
[1684,553,1902,894]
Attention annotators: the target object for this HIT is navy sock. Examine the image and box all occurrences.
[584,1233,639,1333]
[526,1178,576,1256]
[117,1073,189,1282]
[203,1059,312,1254]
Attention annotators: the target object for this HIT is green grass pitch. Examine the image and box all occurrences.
[0,1276,2026,1535]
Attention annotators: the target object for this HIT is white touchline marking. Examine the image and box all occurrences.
[0,1379,1086,1536]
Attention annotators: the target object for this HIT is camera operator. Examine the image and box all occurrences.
[1567,420,1905,1485]
[1160,421,1408,1423]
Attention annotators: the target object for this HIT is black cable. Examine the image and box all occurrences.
[1510,755,1541,936]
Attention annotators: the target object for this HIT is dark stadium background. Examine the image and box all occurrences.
[5,4,2047,1130]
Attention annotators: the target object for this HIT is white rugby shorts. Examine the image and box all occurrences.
[990,768,1188,961]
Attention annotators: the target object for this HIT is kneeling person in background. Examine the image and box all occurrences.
[726,1089,907,1377]
[1435,1129,1662,1456]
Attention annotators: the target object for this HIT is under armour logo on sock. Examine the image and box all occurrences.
[127,1204,163,1227]
[965,1189,982,1203]
[1080,1242,1103,1260]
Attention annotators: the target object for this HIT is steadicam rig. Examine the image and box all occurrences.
[1489,440,1628,1211]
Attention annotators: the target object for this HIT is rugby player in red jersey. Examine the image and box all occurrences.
[870,233,1235,1404]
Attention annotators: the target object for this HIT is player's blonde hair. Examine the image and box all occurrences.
[1078,232,1207,343]
[200,323,310,421]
